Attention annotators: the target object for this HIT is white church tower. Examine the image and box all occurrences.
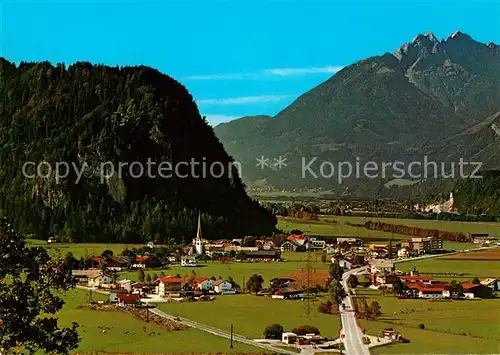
[194,212,204,255]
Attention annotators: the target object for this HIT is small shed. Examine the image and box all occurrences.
[282,332,297,344]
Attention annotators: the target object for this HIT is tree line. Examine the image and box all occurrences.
[350,221,471,242]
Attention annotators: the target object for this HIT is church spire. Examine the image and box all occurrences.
[196,211,202,240]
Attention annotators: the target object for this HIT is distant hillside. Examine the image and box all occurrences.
[215,32,500,197]
[0,59,276,242]
[453,171,500,215]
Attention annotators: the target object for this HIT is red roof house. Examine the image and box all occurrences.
[117,293,140,307]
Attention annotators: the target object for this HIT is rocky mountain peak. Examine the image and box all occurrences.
[446,30,472,41]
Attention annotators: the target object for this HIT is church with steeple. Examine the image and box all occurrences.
[193,212,204,255]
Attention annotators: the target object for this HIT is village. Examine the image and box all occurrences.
[66,217,499,351]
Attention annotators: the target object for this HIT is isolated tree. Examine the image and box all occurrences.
[393,278,405,294]
[263,324,283,339]
[370,301,382,320]
[101,249,114,259]
[329,260,343,281]
[472,277,481,284]
[145,274,152,284]
[347,274,359,289]
[138,269,146,283]
[0,218,79,353]
[320,253,327,263]
[328,279,347,306]
[246,274,264,294]
[63,252,78,270]
[160,271,166,278]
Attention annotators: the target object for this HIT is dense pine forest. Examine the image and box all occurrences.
[0,59,276,243]
[453,170,500,215]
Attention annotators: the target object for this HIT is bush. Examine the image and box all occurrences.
[362,336,371,345]
[292,325,320,335]
[263,324,283,339]
[318,300,336,314]
[418,323,425,330]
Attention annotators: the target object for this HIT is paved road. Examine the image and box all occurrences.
[149,308,297,354]
[340,266,371,355]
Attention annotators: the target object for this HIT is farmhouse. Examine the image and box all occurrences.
[399,275,434,285]
[72,269,102,284]
[374,274,400,288]
[88,274,113,287]
[307,237,326,250]
[272,284,305,300]
[244,250,281,260]
[369,259,395,275]
[280,240,300,252]
[181,256,198,267]
[480,278,500,291]
[117,293,141,308]
[109,289,129,303]
[157,276,184,296]
[461,283,493,298]
[213,279,235,294]
[193,277,213,291]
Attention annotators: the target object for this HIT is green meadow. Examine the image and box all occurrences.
[58,289,261,353]
[355,289,500,354]
[157,294,341,340]
[396,255,500,281]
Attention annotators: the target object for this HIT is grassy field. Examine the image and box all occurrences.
[157,294,341,340]
[278,217,480,250]
[396,254,500,281]
[26,239,146,259]
[58,289,261,353]
[355,288,500,354]
[119,260,330,288]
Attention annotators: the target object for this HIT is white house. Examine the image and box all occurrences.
[307,237,326,249]
[397,248,410,258]
[88,274,113,287]
[196,278,214,291]
[481,278,500,291]
[282,332,297,344]
[213,280,235,294]
[181,256,198,267]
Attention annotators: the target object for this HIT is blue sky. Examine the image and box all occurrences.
[2,0,499,126]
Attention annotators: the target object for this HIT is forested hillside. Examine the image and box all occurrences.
[453,171,500,215]
[0,59,276,242]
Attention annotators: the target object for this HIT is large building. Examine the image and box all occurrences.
[402,237,443,254]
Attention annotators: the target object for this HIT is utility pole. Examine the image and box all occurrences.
[230,324,233,348]
[242,276,245,293]
[146,307,149,322]
[306,245,312,318]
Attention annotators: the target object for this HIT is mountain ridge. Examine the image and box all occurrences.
[214,31,500,196]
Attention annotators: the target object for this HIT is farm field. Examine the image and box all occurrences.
[355,288,500,354]
[157,294,341,340]
[58,289,261,353]
[396,252,500,281]
[277,216,486,250]
[119,261,329,288]
[440,247,500,260]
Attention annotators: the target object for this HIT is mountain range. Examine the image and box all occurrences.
[214,32,500,197]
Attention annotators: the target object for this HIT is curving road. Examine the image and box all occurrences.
[149,308,297,354]
[340,266,371,355]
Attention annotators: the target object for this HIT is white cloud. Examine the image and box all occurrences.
[184,65,343,80]
[266,66,344,76]
[197,95,290,105]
